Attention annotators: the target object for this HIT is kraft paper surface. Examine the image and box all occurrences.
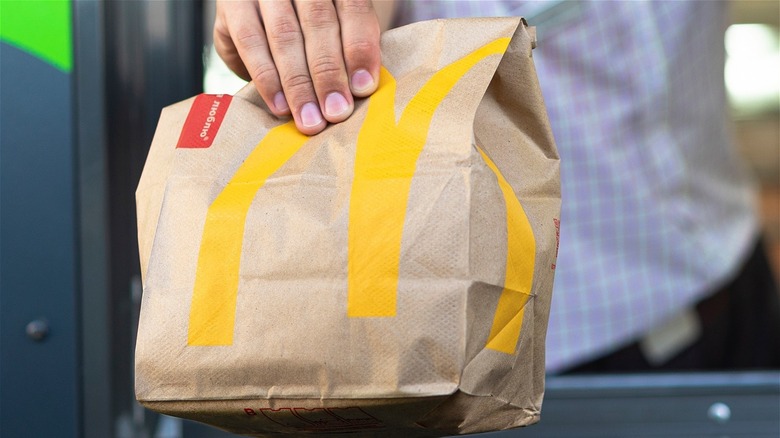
[135,17,560,436]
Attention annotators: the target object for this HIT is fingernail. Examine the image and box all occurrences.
[324,92,349,118]
[273,91,289,112]
[300,102,323,128]
[351,69,375,94]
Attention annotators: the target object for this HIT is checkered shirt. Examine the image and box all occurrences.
[393,0,759,372]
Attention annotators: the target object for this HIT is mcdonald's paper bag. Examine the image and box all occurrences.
[135,17,560,437]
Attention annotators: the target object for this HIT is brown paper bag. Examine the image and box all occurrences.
[135,17,560,437]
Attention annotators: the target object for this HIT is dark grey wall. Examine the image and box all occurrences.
[0,42,80,437]
[1,1,204,436]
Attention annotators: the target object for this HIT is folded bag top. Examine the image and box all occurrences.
[135,17,560,437]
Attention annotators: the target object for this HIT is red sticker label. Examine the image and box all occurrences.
[176,94,232,148]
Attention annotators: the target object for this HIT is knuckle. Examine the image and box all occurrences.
[337,0,373,15]
[308,56,344,78]
[249,62,278,86]
[267,18,303,46]
[213,18,229,38]
[301,1,338,28]
[213,28,230,54]
[342,38,377,61]
[281,72,314,95]
[233,27,266,50]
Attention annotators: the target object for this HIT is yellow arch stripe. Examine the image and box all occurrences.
[477,147,535,354]
[348,38,511,317]
[188,122,308,346]
[186,37,517,346]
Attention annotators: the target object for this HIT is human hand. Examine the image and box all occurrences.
[214,0,386,135]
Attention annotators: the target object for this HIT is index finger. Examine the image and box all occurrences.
[261,0,327,134]
[216,0,290,116]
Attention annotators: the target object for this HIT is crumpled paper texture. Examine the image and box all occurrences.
[135,17,560,437]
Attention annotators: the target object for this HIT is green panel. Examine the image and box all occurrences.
[0,0,72,72]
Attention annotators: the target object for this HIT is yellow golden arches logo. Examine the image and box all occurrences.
[477,146,535,354]
[187,37,533,354]
[348,38,512,317]
[187,122,309,346]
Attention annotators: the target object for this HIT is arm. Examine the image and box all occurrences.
[214,0,398,135]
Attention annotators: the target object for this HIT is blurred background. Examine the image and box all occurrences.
[1,1,778,437]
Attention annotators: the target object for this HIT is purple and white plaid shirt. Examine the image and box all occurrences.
[394,0,759,372]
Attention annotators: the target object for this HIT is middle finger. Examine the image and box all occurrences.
[295,0,354,124]
[260,0,326,134]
